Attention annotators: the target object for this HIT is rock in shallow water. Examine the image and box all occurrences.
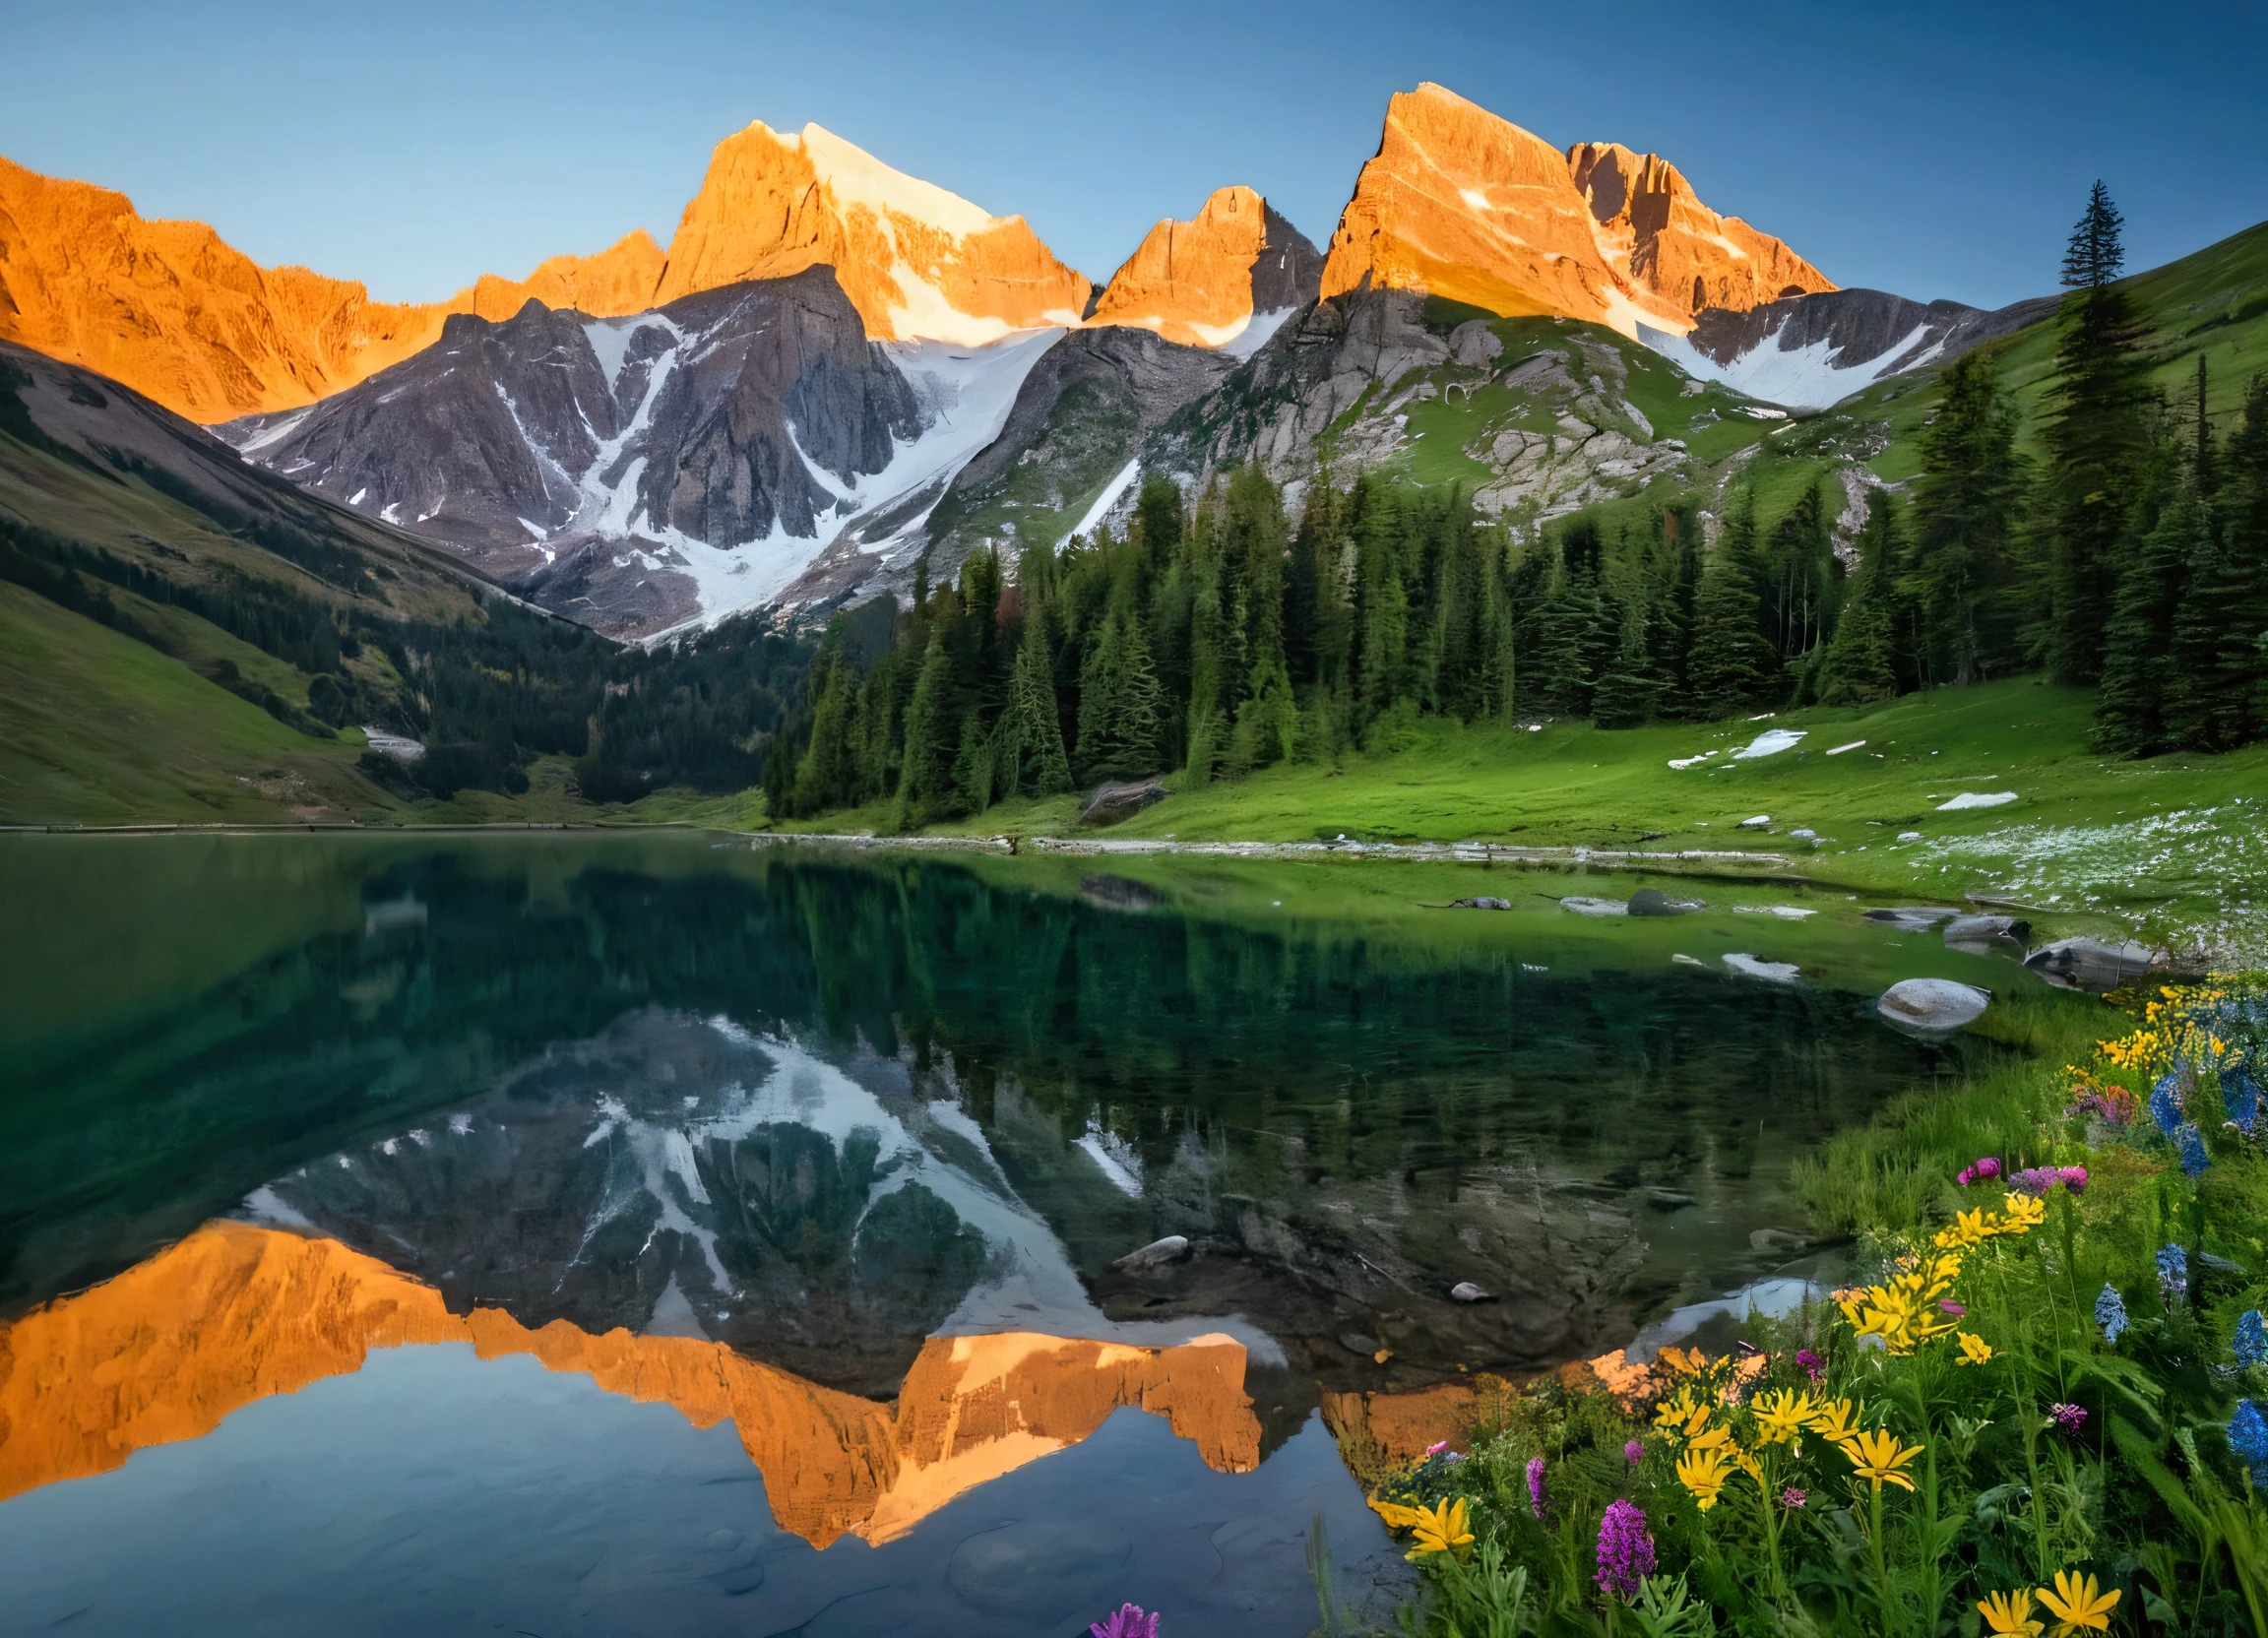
[1449,1282,1493,1303]
[2024,937,2155,991]
[1877,977,1990,1032]
[1559,896,1628,916]
[1864,906,1957,929]
[1943,913,2030,947]
[1628,888,1701,916]
[1723,953,1800,982]
[1112,1234,1189,1270]
[1449,896,1511,910]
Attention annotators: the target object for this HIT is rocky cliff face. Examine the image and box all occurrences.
[1088,186,1323,351]
[654,122,1092,346]
[0,1220,1260,1549]
[1319,84,1830,338]
[219,271,937,637]
[1566,142,1833,317]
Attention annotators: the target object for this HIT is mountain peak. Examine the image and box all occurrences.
[1320,84,1829,337]
[1088,185,1323,351]
[655,120,1090,346]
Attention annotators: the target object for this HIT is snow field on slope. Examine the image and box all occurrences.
[1639,320,1940,411]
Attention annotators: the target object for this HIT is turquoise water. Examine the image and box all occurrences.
[0,835,2062,1635]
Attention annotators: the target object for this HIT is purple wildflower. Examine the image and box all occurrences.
[1424,1441,1451,1457]
[2066,1086,2138,1128]
[1956,1157,2002,1187]
[1938,1299,1967,1317]
[1594,1499,1656,1602]
[1781,1486,1806,1509]
[2009,1163,2092,1197]
[1090,1605,1159,1638]
[1526,1454,1547,1519]
[1624,1438,1645,1466]
[1795,1348,1824,1383]
[2048,1403,2088,1436]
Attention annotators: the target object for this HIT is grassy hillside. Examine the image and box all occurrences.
[775,676,2267,964]
[1852,220,2268,481]
[0,581,388,823]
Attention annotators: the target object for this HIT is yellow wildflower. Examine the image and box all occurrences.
[1978,1588,2046,1635]
[2036,1569,2120,1634]
[1406,1496,1475,1559]
[1955,1332,1994,1366]
[1841,1427,1923,1492]
[1676,1444,1733,1510]
[1809,1398,1863,1447]
[1999,1192,2047,1232]
[1687,1424,1733,1454]
[1367,1497,1429,1530]
[1935,1207,1993,1249]
[1751,1387,1820,1445]
[1655,1390,1712,1440]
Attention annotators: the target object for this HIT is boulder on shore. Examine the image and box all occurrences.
[1078,778,1168,827]
[2025,937,2154,992]
[1450,896,1512,910]
[1878,977,1990,1033]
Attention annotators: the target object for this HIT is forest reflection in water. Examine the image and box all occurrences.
[0,835,2040,1635]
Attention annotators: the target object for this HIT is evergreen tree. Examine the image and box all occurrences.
[2042,182,2154,681]
[2094,476,2200,754]
[896,632,960,823]
[1817,491,1905,705]
[994,619,1073,797]
[2169,371,2268,748]
[1076,612,1165,781]
[1908,349,2025,686]
[1685,491,1778,717]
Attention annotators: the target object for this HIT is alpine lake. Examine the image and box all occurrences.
[0,833,2096,1637]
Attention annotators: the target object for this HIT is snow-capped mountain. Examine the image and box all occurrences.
[219,271,1069,637]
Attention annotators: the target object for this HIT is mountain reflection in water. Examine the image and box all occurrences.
[0,837,2026,1634]
[0,1221,1257,1547]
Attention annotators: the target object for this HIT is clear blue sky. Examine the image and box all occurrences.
[4,0,2262,312]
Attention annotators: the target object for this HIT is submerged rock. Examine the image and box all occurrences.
[1877,977,1990,1033]
[2025,937,2154,992]
[1078,779,1168,827]
[1864,906,1957,929]
[1112,1234,1190,1270]
[1628,888,1700,916]
[1723,954,1800,982]
[1943,913,2030,947]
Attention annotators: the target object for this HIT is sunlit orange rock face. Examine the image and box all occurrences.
[0,121,1090,421]
[0,156,668,422]
[1566,142,1832,317]
[0,1222,1258,1548]
[1319,83,1830,337]
[1089,185,1297,347]
[654,122,1092,347]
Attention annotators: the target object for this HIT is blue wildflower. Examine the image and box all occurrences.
[2225,1069,2261,1133]
[2237,1309,2266,1369]
[2158,1244,2189,1306]
[2174,1124,2211,1177]
[2149,1071,2186,1135]
[2232,1400,2268,1488]
[2095,1284,2129,1344]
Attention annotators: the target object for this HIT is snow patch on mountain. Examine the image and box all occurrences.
[1062,457,1141,545]
[1639,319,1937,410]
